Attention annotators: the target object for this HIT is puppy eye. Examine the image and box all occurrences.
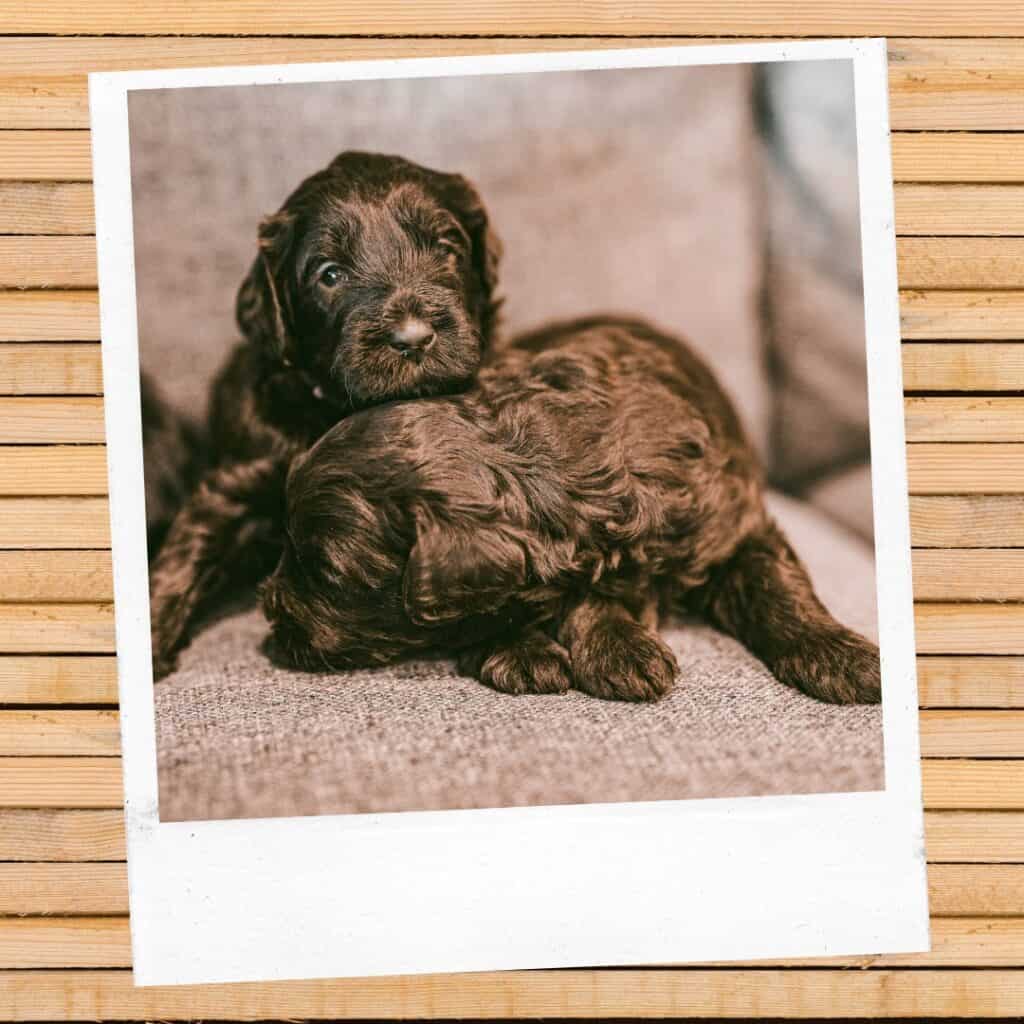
[437,233,463,256]
[317,263,345,287]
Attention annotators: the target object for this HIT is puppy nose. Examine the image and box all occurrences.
[389,317,436,357]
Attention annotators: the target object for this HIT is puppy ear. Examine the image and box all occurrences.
[444,175,502,328]
[403,519,526,627]
[235,211,297,363]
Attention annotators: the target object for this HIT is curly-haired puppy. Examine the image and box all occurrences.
[146,151,501,678]
[262,316,880,705]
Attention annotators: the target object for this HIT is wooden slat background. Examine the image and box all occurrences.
[1,4,1023,1020]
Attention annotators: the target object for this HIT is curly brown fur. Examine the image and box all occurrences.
[147,151,501,678]
[261,315,880,704]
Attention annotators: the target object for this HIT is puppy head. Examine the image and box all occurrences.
[236,151,501,410]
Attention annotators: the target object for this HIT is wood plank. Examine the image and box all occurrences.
[923,760,1024,809]
[7,235,1022,293]
[0,498,110,548]
[0,131,91,182]
[896,185,1024,236]
[0,656,117,704]
[889,38,1024,130]
[0,37,1017,130]
[0,237,96,289]
[901,290,1024,340]
[918,657,1024,707]
[13,706,1024,759]
[0,918,129,969]
[3,1,1024,35]
[0,864,126,914]
[898,238,1024,290]
[9,548,1024,605]
[0,183,93,235]
[0,711,119,756]
[920,711,1024,757]
[0,291,98,341]
[0,809,124,861]
[911,496,1024,547]
[916,604,1024,654]
[0,754,1015,810]
[904,343,1024,392]
[5,129,1015,188]
[905,397,1024,442]
[0,344,102,395]
[0,757,122,808]
[926,811,1024,861]
[913,550,1024,600]
[0,604,114,653]
[892,132,1024,182]
[5,182,1023,239]
[0,447,108,496]
[0,398,105,443]
[7,862,1023,918]
[0,551,112,601]
[907,445,1024,495]
[9,969,1024,1021]
[5,601,1024,656]
[34,914,1024,970]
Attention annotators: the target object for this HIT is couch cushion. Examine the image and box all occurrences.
[155,492,882,822]
[128,62,768,451]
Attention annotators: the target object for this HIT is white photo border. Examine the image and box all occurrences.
[91,38,929,986]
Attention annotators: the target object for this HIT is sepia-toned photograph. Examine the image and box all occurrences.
[129,55,885,822]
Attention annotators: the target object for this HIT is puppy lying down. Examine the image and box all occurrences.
[261,316,880,704]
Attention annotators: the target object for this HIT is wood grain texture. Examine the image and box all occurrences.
[0,398,105,443]
[11,968,1024,1020]
[910,496,1024,547]
[0,551,112,601]
[3,2,1024,35]
[0,345,102,395]
[0,37,1012,131]
[0,656,117,704]
[8,130,1017,188]
[0,810,124,861]
[892,133,1024,182]
[1,11,1023,1018]
[0,498,110,547]
[0,183,93,235]
[7,234,1024,291]
[918,657,1024,707]
[898,238,1024,289]
[905,397,1024,442]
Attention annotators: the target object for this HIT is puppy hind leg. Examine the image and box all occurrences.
[687,521,880,704]
[148,456,287,679]
[558,594,677,702]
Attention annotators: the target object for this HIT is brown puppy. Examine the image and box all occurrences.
[146,151,501,678]
[261,316,880,705]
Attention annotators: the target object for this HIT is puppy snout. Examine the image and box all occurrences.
[389,317,436,359]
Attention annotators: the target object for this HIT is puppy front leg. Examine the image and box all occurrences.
[149,456,286,678]
[457,627,573,696]
[689,521,881,704]
[558,594,677,702]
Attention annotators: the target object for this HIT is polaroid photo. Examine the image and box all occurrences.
[91,38,929,986]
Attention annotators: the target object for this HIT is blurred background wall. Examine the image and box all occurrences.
[128,57,871,540]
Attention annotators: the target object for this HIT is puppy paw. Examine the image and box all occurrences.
[770,627,881,704]
[461,632,573,696]
[570,618,677,702]
[149,596,187,681]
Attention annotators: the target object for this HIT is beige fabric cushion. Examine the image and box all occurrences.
[155,492,882,823]
[759,59,871,487]
[128,63,767,450]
